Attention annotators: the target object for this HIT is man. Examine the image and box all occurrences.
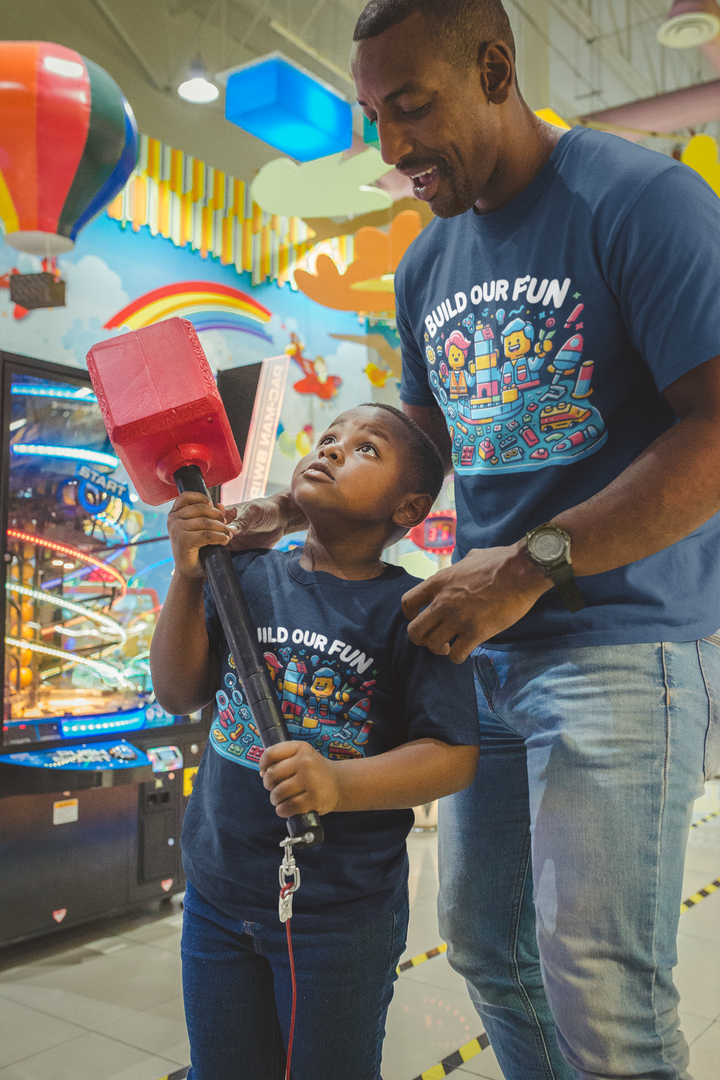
[229,2,720,1076]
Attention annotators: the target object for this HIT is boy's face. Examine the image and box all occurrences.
[291,407,412,527]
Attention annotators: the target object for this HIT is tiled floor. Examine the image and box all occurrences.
[0,782,718,1080]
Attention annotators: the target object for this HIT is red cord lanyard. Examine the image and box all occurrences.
[279,837,302,1080]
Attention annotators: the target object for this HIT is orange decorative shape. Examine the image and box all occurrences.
[294,210,423,313]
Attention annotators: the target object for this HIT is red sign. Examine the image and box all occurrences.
[408,510,456,555]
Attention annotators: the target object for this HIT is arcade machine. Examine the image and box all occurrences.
[1,350,211,946]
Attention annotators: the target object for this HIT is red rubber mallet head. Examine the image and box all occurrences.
[86,318,242,505]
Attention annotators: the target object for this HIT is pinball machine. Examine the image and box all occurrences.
[1,350,211,946]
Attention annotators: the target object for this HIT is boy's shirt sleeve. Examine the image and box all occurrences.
[393,627,480,746]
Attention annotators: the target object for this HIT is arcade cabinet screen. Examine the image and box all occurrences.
[3,364,202,750]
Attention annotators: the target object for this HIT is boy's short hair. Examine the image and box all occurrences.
[358,402,445,502]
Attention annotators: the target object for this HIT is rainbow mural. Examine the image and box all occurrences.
[104,280,273,342]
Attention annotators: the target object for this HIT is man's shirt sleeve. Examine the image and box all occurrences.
[606,164,720,394]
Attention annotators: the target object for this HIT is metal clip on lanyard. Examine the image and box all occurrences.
[278,836,303,923]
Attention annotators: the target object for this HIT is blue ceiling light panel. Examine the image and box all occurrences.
[224,54,353,162]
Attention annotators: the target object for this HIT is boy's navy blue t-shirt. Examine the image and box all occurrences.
[398,126,720,649]
[180,547,479,929]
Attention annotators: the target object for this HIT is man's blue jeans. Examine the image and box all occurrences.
[439,639,720,1080]
[181,880,409,1080]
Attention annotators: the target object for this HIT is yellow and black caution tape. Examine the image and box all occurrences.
[690,808,720,829]
[411,1031,491,1080]
[398,942,447,973]
[157,1069,189,1080]
[680,876,720,914]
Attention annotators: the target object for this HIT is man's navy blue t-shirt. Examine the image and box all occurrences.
[180,548,479,929]
[398,126,720,649]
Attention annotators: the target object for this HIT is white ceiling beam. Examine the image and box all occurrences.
[546,0,655,101]
[268,19,356,88]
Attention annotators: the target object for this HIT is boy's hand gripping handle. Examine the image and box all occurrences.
[174,465,324,850]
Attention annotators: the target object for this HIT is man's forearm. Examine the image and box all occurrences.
[553,386,720,578]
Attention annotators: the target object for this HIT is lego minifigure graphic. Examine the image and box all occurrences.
[302,666,350,728]
[444,330,472,399]
[501,317,533,360]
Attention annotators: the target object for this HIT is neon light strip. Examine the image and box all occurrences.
[4,636,133,687]
[61,710,147,736]
[127,557,173,586]
[11,386,97,402]
[6,530,127,597]
[5,583,127,645]
[11,445,119,468]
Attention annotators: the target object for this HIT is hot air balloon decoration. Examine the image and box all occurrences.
[0,41,138,307]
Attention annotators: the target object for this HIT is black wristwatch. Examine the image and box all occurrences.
[526,522,585,613]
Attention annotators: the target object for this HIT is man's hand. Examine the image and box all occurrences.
[226,492,308,551]
[402,544,551,663]
[167,491,232,579]
[259,742,339,817]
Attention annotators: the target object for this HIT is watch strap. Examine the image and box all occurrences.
[545,560,585,613]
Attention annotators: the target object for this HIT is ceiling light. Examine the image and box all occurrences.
[657,11,720,48]
[178,76,219,103]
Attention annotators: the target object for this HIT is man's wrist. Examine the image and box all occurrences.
[507,539,555,599]
[273,489,309,534]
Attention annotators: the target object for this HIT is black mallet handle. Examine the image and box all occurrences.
[174,464,324,849]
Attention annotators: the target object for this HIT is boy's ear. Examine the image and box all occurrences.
[392,492,433,531]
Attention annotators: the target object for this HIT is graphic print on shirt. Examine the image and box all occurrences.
[422,278,606,474]
[210,635,376,771]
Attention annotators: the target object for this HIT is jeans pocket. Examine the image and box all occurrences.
[389,897,409,968]
[474,652,503,719]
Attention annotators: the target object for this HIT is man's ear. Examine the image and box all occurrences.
[393,492,433,531]
[478,41,515,105]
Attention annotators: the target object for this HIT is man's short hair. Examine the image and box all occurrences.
[359,402,445,502]
[353,0,515,69]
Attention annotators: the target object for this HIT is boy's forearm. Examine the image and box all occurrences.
[149,572,216,715]
[331,739,479,812]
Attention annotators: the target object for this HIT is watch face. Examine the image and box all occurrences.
[532,531,566,562]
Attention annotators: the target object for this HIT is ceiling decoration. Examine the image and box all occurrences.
[250,147,393,218]
[294,210,422,314]
[224,52,353,161]
[681,132,720,193]
[106,132,319,287]
[0,40,138,255]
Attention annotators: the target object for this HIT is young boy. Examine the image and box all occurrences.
[151,403,480,1080]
